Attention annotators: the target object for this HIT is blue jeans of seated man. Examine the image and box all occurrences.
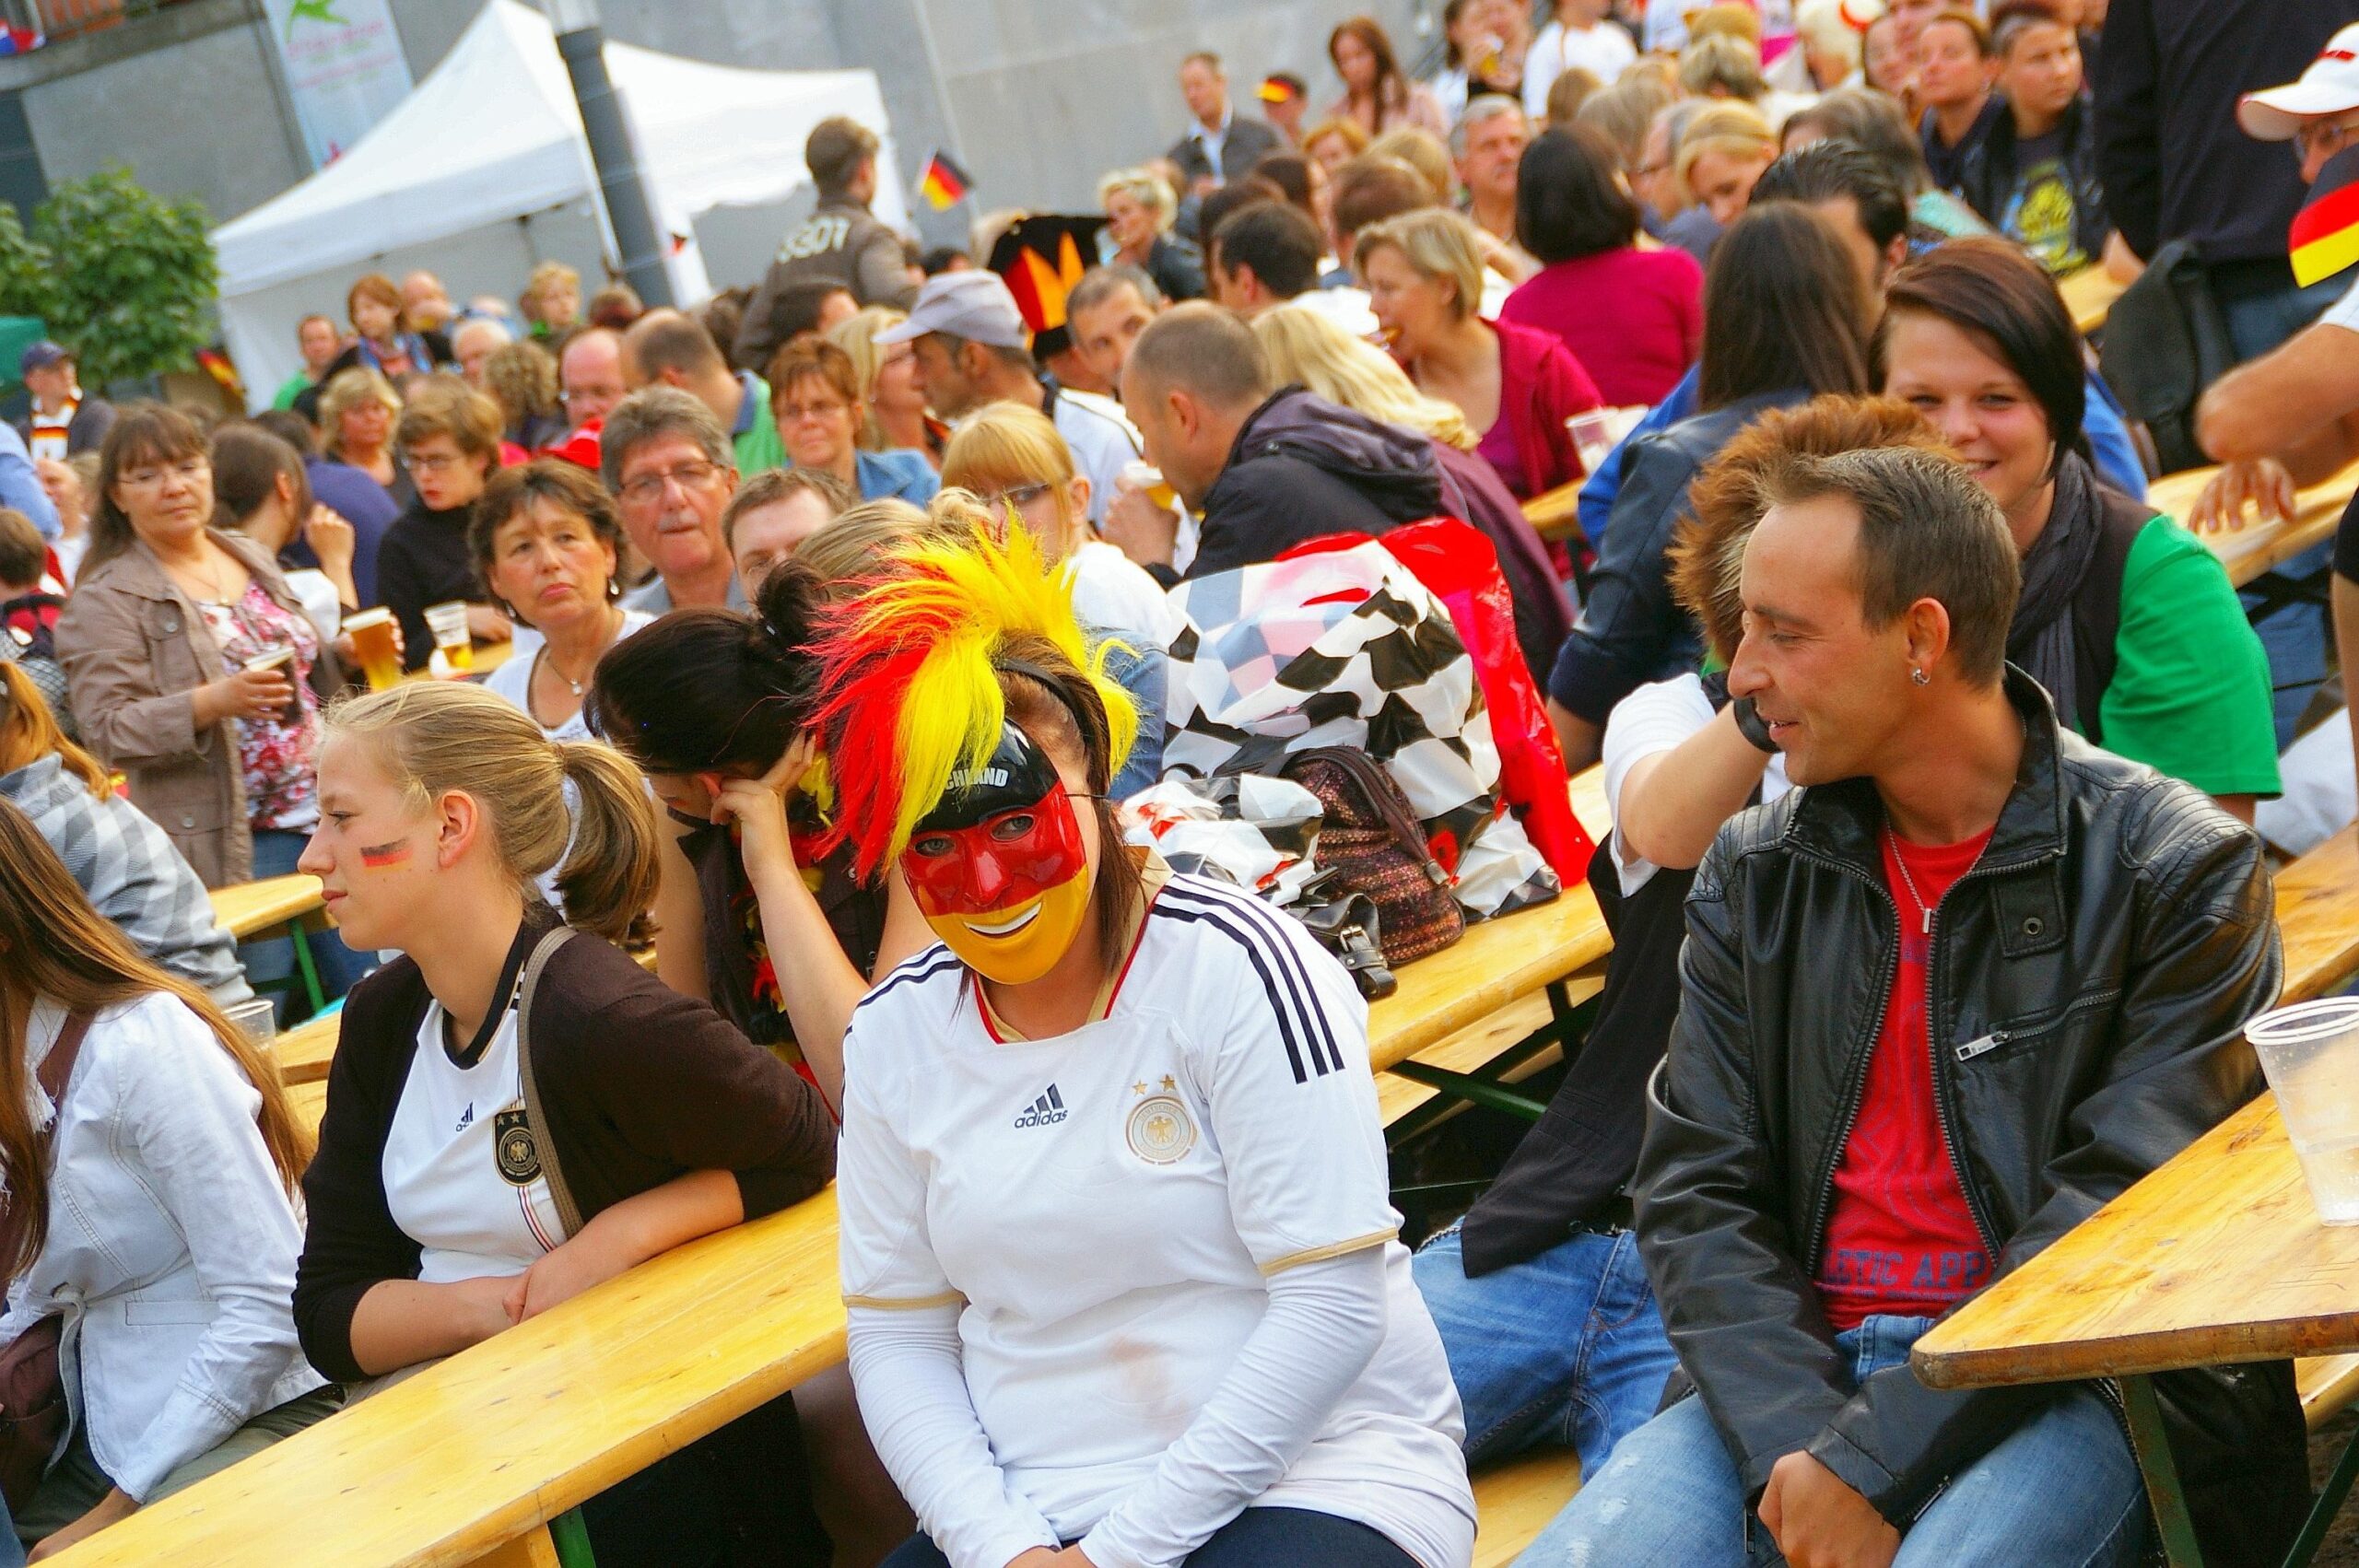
[1410,1221,1677,1479]
[1517,1313,2146,1568]
[241,827,374,1025]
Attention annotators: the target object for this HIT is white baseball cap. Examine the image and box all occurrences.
[873,271,1031,350]
[2239,24,2359,142]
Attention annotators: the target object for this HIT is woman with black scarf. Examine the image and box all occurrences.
[1876,238,2278,819]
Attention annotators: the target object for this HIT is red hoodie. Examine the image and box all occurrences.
[1485,315,1602,501]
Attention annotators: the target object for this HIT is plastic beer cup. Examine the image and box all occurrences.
[423,601,474,674]
[2247,997,2359,1225]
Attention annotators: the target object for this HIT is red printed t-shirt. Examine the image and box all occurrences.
[1815,825,1995,1331]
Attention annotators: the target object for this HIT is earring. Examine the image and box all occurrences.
[1910,668,1931,686]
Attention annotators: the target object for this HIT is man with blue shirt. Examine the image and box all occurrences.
[1578,145,2147,558]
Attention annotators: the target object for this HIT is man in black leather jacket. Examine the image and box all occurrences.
[1546,446,2307,1566]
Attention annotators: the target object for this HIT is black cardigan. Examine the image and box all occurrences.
[293,915,837,1382]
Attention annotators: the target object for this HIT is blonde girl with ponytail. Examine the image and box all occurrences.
[291,682,837,1563]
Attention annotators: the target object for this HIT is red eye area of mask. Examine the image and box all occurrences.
[899,788,1087,917]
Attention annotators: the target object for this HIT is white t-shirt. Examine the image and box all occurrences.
[839,870,1473,1568]
[480,610,654,743]
[1068,541,1185,653]
[1523,19,1638,118]
[1601,673,1792,896]
[1275,287,1379,343]
[2325,275,2359,335]
[383,1001,568,1285]
[1050,386,1149,529]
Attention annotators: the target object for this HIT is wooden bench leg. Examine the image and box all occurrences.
[469,1509,597,1568]
[472,1525,559,1568]
[2119,1375,2206,1568]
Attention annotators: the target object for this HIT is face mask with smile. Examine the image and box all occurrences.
[899,722,1090,984]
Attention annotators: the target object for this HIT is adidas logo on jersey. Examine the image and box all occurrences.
[454,1104,475,1133]
[1013,1084,1067,1128]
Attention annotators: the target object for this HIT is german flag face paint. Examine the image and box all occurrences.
[899,724,1091,985]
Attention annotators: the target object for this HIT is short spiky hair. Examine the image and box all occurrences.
[808,521,1138,878]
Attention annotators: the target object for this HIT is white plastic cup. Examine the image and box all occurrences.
[2248,997,2359,1225]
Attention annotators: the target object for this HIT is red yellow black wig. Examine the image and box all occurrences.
[808,522,1140,881]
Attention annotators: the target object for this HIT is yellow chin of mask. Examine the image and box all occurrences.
[924,868,1092,985]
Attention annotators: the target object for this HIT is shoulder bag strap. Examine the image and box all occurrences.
[513,927,584,1239]
[0,1010,95,1274]
[35,1012,93,1120]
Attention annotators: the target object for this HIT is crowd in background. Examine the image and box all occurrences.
[5,0,2359,1563]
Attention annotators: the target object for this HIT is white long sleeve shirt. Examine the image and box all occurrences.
[0,995,321,1499]
[839,867,1473,1568]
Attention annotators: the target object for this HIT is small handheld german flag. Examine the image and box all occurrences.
[917,150,972,213]
[2292,145,2359,289]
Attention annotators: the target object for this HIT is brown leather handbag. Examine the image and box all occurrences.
[1280,747,1465,968]
[0,1009,93,1510]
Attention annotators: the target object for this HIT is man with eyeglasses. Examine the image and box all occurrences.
[600,387,747,615]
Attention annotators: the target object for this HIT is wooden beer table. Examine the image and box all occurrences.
[1913,1093,2359,1566]
[207,873,331,1017]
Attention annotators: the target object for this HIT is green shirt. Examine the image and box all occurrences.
[270,372,313,412]
[2091,516,2281,799]
[732,373,786,479]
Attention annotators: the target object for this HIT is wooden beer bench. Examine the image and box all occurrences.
[2157,457,2359,616]
[208,873,333,1018]
[2060,265,2128,340]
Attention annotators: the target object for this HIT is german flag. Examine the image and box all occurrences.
[2293,145,2359,288]
[917,150,972,212]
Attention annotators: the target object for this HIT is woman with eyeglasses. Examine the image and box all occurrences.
[56,406,375,1010]
[828,307,945,472]
[941,408,1177,797]
[769,338,939,506]
[377,375,512,672]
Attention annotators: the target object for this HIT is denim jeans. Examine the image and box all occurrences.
[1518,1314,2146,1567]
[881,1505,1418,1567]
[241,826,373,1024]
[2215,267,2346,367]
[1410,1221,1678,1479]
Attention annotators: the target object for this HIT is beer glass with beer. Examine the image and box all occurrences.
[343,608,402,691]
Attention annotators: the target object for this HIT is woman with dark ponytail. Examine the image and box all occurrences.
[291,681,836,1566]
[585,527,936,1115]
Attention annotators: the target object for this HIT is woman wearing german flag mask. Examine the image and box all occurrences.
[825,523,1475,1568]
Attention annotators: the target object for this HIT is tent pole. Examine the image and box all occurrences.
[541,2,673,309]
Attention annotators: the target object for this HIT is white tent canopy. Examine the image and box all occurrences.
[214,0,907,406]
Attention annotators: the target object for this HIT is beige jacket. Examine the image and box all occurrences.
[55,530,342,889]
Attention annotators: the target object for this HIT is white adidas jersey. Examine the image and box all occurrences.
[839,869,1473,1564]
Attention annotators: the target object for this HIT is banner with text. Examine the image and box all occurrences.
[263,0,416,169]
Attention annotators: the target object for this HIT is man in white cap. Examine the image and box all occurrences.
[876,270,1149,527]
[2194,20,2359,522]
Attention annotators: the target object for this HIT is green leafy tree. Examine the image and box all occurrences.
[29,167,217,389]
[0,202,57,325]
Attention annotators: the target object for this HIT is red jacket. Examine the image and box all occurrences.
[1489,316,1602,501]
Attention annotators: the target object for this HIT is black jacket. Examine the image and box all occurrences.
[1636,669,2307,1563]
[1184,387,1447,580]
[1954,95,2109,273]
[1547,388,1799,725]
[2095,0,2359,263]
[293,912,837,1383]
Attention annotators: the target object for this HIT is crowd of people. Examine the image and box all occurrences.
[3,0,2359,1562]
